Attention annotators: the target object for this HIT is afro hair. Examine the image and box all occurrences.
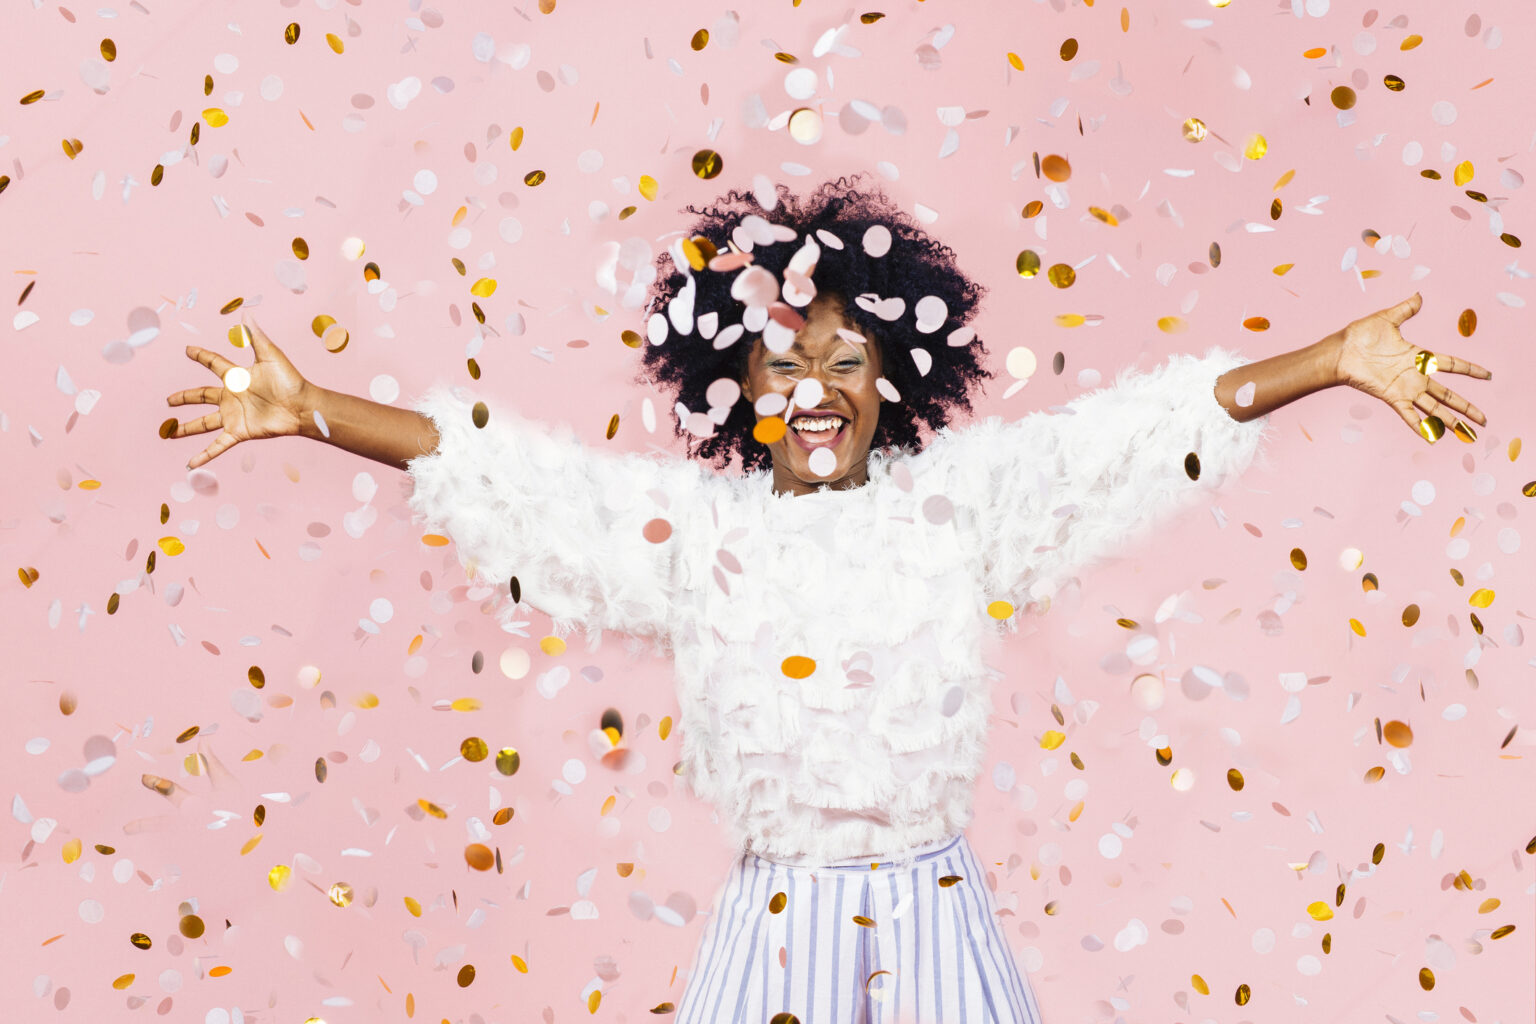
[636,175,994,473]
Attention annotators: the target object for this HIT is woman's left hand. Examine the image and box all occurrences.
[1332,292,1493,442]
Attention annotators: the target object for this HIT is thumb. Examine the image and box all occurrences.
[242,311,280,361]
[1382,291,1422,327]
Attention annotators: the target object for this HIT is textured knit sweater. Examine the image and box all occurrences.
[403,348,1270,864]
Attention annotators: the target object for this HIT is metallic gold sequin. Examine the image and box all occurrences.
[782,656,815,679]
[1181,118,1208,142]
[1419,415,1444,443]
[1041,154,1071,182]
[457,965,476,988]
[1384,720,1413,747]
[328,882,353,907]
[1244,134,1268,160]
[1059,38,1078,60]
[1290,548,1308,571]
[1384,74,1405,91]
[523,170,545,186]
[1227,768,1244,790]
[465,844,494,871]
[1235,984,1250,1006]
[1015,250,1041,277]
[1418,967,1434,990]
[1243,317,1270,331]
[691,150,723,179]
[1184,453,1201,480]
[471,401,489,429]
[179,914,205,938]
[1330,86,1357,110]
[691,29,709,50]
[1047,263,1075,288]
[284,23,300,44]
[1469,588,1494,608]
[1490,924,1516,939]
[495,747,521,776]
[1021,200,1043,219]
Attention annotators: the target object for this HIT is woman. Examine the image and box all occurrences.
[164,180,1490,1023]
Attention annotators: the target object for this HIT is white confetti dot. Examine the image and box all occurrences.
[1112,917,1148,951]
[875,377,901,403]
[25,737,50,755]
[647,312,668,346]
[807,447,836,477]
[1497,528,1520,554]
[784,67,818,100]
[78,899,104,924]
[1401,140,1423,166]
[1005,347,1038,379]
[368,374,400,404]
[413,169,438,195]
[792,378,824,409]
[1297,954,1322,976]
[862,224,892,257]
[1252,927,1275,953]
[1431,101,1458,126]
[562,759,586,785]
[259,75,283,101]
[910,348,933,376]
[206,1010,230,1024]
[1411,480,1436,506]
[992,761,1016,792]
[1098,833,1123,858]
[648,806,671,833]
[914,295,948,330]
[754,393,788,417]
[1235,381,1256,407]
[368,598,393,624]
[498,216,523,244]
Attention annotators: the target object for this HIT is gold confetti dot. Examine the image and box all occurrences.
[1330,86,1357,110]
[1243,316,1270,331]
[1418,415,1445,444]
[449,696,482,711]
[1303,46,1328,59]
[418,799,447,818]
[1364,765,1385,783]
[1184,452,1201,480]
[18,566,40,587]
[770,1015,801,1024]
[1290,548,1308,571]
[1059,37,1078,60]
[179,914,205,939]
[1270,197,1283,220]
[327,882,353,907]
[523,170,546,187]
[1047,263,1076,288]
[1383,720,1414,747]
[471,401,490,429]
[325,32,344,54]
[1156,746,1173,766]
[1015,250,1042,277]
[1469,588,1495,608]
[460,737,488,762]
[691,149,723,179]
[1055,314,1085,327]
[782,655,816,679]
[465,844,494,871]
[158,537,185,556]
[987,600,1014,619]
[1384,74,1405,91]
[1490,924,1516,939]
[1007,52,1024,71]
[753,417,787,444]
[1021,200,1044,219]
[690,29,709,50]
[509,126,524,150]
[769,891,788,914]
[1401,34,1423,51]
[1041,154,1071,181]
[1227,768,1244,791]
[1307,901,1334,921]
[130,932,152,950]
[496,748,521,776]
[1349,618,1367,637]
[1157,315,1187,333]
[203,108,228,127]
[1181,117,1208,142]
[492,807,514,825]
[638,175,659,201]
[1418,966,1434,990]
[1191,974,1210,995]
[588,990,601,1013]
[1457,308,1477,337]
[1401,604,1420,627]
[457,964,476,988]
[1453,160,1475,186]
[938,874,963,887]
[1040,730,1066,750]
[1235,983,1251,1005]
[1244,134,1268,160]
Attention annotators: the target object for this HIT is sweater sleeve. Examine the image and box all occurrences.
[921,347,1272,609]
[401,383,704,647]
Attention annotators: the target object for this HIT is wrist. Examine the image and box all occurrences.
[1314,331,1347,389]
[296,382,329,441]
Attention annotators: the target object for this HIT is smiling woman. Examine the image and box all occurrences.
[638,176,994,477]
[739,292,887,495]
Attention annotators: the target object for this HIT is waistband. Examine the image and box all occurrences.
[747,832,966,873]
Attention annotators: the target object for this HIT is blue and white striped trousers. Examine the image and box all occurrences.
[676,833,1045,1023]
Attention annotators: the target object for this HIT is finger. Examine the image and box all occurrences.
[1389,399,1423,437]
[1382,291,1422,326]
[241,311,280,362]
[1432,352,1493,380]
[173,411,223,438]
[167,386,220,408]
[186,344,238,381]
[1427,380,1489,426]
[189,432,238,471]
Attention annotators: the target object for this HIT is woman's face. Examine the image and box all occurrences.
[739,292,885,496]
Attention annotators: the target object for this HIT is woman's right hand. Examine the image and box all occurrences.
[163,312,315,470]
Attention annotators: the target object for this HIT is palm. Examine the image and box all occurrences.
[164,315,313,468]
[1334,292,1492,442]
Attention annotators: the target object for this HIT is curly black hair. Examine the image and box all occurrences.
[635,175,994,472]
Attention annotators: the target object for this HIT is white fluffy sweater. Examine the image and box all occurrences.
[403,348,1271,864]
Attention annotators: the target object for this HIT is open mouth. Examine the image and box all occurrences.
[787,414,846,450]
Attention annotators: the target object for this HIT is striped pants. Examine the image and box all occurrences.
[676,833,1045,1024]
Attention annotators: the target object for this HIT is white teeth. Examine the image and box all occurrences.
[791,416,844,434]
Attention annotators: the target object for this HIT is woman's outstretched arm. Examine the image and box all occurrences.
[297,381,442,471]
[1214,292,1492,441]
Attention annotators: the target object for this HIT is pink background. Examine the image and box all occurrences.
[3,1,1533,1022]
